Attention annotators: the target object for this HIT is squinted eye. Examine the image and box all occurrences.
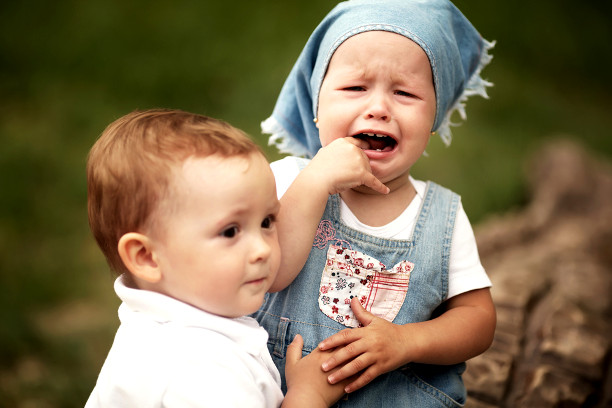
[395,90,414,97]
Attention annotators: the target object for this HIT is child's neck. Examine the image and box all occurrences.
[340,177,416,227]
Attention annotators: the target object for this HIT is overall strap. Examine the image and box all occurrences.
[412,181,460,298]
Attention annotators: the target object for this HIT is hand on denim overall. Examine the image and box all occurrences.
[318,297,413,393]
[318,288,496,394]
[283,334,352,408]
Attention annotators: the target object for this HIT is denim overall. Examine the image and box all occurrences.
[254,182,466,407]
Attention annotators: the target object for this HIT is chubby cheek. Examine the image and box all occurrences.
[270,246,282,279]
[316,102,347,146]
[317,124,342,147]
[419,132,432,151]
[265,236,281,279]
[400,135,430,168]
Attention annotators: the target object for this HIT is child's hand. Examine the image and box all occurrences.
[319,289,497,394]
[270,137,387,293]
[318,298,411,393]
[309,137,389,195]
[283,334,349,407]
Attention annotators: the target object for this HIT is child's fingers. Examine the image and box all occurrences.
[286,334,304,365]
[318,327,360,351]
[319,300,376,352]
[363,174,390,195]
[342,136,370,150]
[341,138,389,195]
[344,366,380,393]
[327,353,375,386]
[321,335,368,371]
[351,297,376,326]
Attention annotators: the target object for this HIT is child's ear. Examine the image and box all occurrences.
[117,232,162,283]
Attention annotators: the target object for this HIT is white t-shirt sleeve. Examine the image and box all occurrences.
[270,156,308,198]
[268,161,491,300]
[448,202,492,299]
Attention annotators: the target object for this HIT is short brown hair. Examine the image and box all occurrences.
[87,109,262,275]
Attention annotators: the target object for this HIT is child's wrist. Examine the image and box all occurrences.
[298,166,336,197]
[284,388,329,408]
[400,322,429,364]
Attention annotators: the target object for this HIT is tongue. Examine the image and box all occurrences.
[367,137,389,151]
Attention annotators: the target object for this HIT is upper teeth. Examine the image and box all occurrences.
[364,133,385,137]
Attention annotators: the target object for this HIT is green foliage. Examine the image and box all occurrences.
[0,0,610,406]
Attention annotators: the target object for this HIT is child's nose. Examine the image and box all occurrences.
[250,233,272,263]
[364,94,391,122]
[366,111,389,121]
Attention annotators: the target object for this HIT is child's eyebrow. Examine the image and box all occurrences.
[212,206,250,226]
[212,198,279,228]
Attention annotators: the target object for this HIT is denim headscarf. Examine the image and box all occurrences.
[263,0,494,158]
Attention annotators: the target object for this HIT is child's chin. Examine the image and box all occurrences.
[244,297,267,316]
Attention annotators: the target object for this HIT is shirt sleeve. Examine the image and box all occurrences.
[270,156,309,198]
[447,201,492,299]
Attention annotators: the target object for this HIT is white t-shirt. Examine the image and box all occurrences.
[86,276,283,408]
[271,156,491,299]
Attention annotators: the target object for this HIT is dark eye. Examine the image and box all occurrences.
[343,86,365,92]
[261,215,276,229]
[221,226,239,238]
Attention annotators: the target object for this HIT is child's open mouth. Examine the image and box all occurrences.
[353,133,397,152]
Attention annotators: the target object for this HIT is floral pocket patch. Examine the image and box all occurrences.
[318,245,413,328]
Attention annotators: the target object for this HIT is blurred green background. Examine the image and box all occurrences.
[1,0,610,406]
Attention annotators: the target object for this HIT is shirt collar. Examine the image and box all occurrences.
[114,275,268,355]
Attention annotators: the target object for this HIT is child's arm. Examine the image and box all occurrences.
[282,334,350,407]
[269,138,389,292]
[318,288,496,393]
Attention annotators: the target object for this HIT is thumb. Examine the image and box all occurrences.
[343,136,369,150]
[351,297,375,326]
[285,334,304,365]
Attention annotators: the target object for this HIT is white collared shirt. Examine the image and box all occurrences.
[86,276,283,408]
